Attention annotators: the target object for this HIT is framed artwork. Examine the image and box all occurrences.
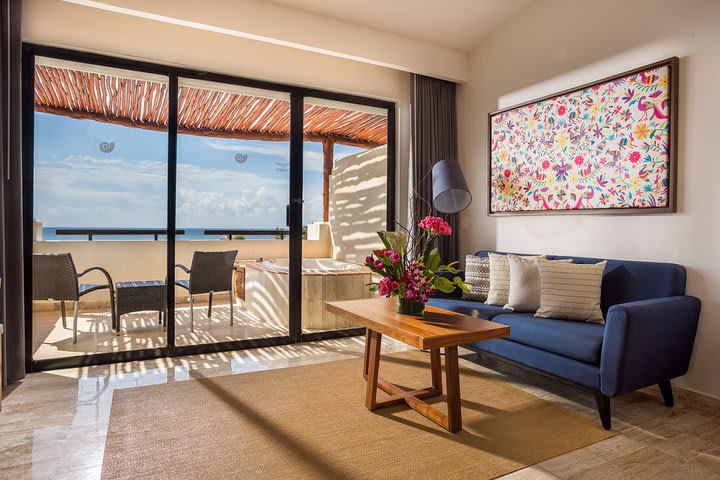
[488,57,678,215]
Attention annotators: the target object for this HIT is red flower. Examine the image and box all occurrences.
[629,151,641,163]
[541,160,550,169]
[503,169,511,178]
[574,155,584,166]
[557,105,567,115]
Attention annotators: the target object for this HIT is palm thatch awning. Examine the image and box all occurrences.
[33,64,388,148]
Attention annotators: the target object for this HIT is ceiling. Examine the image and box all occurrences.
[268,0,535,51]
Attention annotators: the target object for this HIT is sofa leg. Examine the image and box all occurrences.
[594,392,611,430]
[659,380,674,407]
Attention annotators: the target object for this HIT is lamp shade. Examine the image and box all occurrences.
[431,160,472,213]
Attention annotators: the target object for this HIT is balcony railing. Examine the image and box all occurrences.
[52,228,291,241]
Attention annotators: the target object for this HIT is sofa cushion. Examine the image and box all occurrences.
[427,298,509,320]
[493,313,605,365]
[474,251,687,315]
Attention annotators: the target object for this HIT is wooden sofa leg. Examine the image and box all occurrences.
[659,380,674,407]
[594,392,611,430]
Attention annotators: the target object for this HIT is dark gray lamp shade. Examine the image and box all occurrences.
[431,160,472,213]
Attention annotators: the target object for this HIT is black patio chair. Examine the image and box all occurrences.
[32,253,116,344]
[175,250,238,332]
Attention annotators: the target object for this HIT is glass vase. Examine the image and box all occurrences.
[395,298,425,316]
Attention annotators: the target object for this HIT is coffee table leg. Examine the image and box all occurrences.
[445,346,462,433]
[430,348,443,394]
[365,330,382,410]
[363,328,371,379]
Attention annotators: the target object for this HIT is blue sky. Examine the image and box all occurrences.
[34,113,364,229]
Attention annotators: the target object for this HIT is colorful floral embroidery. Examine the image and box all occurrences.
[490,66,671,212]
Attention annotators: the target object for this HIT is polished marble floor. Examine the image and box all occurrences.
[2,337,719,480]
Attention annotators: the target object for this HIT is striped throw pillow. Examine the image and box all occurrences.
[535,258,607,324]
[462,255,490,301]
[486,253,544,306]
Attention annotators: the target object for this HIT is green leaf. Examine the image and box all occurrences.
[453,276,470,293]
[437,264,460,274]
[426,248,441,272]
[377,231,392,250]
[432,276,455,293]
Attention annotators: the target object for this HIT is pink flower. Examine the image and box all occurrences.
[503,169,511,178]
[390,253,401,264]
[558,105,567,115]
[391,281,400,290]
[629,151,640,163]
[378,285,390,296]
[418,216,452,236]
[384,250,394,257]
[364,256,373,265]
[574,155,584,166]
[373,260,384,270]
[542,160,550,169]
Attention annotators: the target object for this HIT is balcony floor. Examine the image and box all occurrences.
[32,301,299,360]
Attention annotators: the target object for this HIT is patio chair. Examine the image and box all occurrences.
[175,250,238,332]
[32,253,116,344]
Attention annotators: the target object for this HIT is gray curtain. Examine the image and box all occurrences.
[410,74,459,262]
[1,0,24,384]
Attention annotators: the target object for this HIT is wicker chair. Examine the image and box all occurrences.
[32,253,116,344]
[175,250,238,332]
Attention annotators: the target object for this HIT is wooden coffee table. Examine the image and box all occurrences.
[325,298,510,433]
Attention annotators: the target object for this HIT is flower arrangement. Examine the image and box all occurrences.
[364,216,468,315]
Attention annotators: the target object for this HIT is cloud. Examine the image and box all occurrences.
[205,139,324,172]
[205,139,290,157]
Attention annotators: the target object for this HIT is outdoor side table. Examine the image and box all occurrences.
[115,280,168,333]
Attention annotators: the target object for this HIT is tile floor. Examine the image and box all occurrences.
[1,337,719,479]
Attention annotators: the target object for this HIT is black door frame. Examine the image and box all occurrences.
[22,44,396,372]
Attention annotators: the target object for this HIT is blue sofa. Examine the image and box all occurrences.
[428,251,701,430]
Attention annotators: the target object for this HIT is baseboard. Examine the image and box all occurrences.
[642,383,720,418]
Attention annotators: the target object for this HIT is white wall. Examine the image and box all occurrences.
[458,0,720,399]
[22,0,412,230]
[329,146,387,262]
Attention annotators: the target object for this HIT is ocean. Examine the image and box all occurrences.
[41,227,282,241]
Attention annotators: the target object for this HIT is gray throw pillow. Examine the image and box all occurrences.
[504,254,572,312]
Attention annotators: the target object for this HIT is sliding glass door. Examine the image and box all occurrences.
[30,57,169,363]
[300,98,390,335]
[173,79,290,348]
[23,44,395,370]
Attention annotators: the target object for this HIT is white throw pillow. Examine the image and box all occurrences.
[504,254,572,312]
[535,258,607,324]
[462,255,490,301]
[486,253,544,306]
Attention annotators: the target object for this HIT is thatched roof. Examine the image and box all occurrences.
[33,64,388,148]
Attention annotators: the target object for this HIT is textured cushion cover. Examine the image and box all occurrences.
[462,255,490,301]
[493,313,605,365]
[427,298,510,320]
[505,254,571,312]
[536,259,607,323]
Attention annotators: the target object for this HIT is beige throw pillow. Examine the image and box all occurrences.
[535,258,607,324]
[486,253,544,306]
[462,255,490,301]
[504,254,572,312]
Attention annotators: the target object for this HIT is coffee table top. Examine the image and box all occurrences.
[325,298,510,350]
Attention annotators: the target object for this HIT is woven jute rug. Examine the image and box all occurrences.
[101,350,616,479]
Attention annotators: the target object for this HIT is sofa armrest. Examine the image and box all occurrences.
[600,296,701,397]
[432,270,465,299]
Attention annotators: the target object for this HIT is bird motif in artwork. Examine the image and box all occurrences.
[491,131,506,152]
[638,72,659,85]
[532,191,553,210]
[637,96,669,120]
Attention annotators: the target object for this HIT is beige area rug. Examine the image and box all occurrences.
[101,351,616,480]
